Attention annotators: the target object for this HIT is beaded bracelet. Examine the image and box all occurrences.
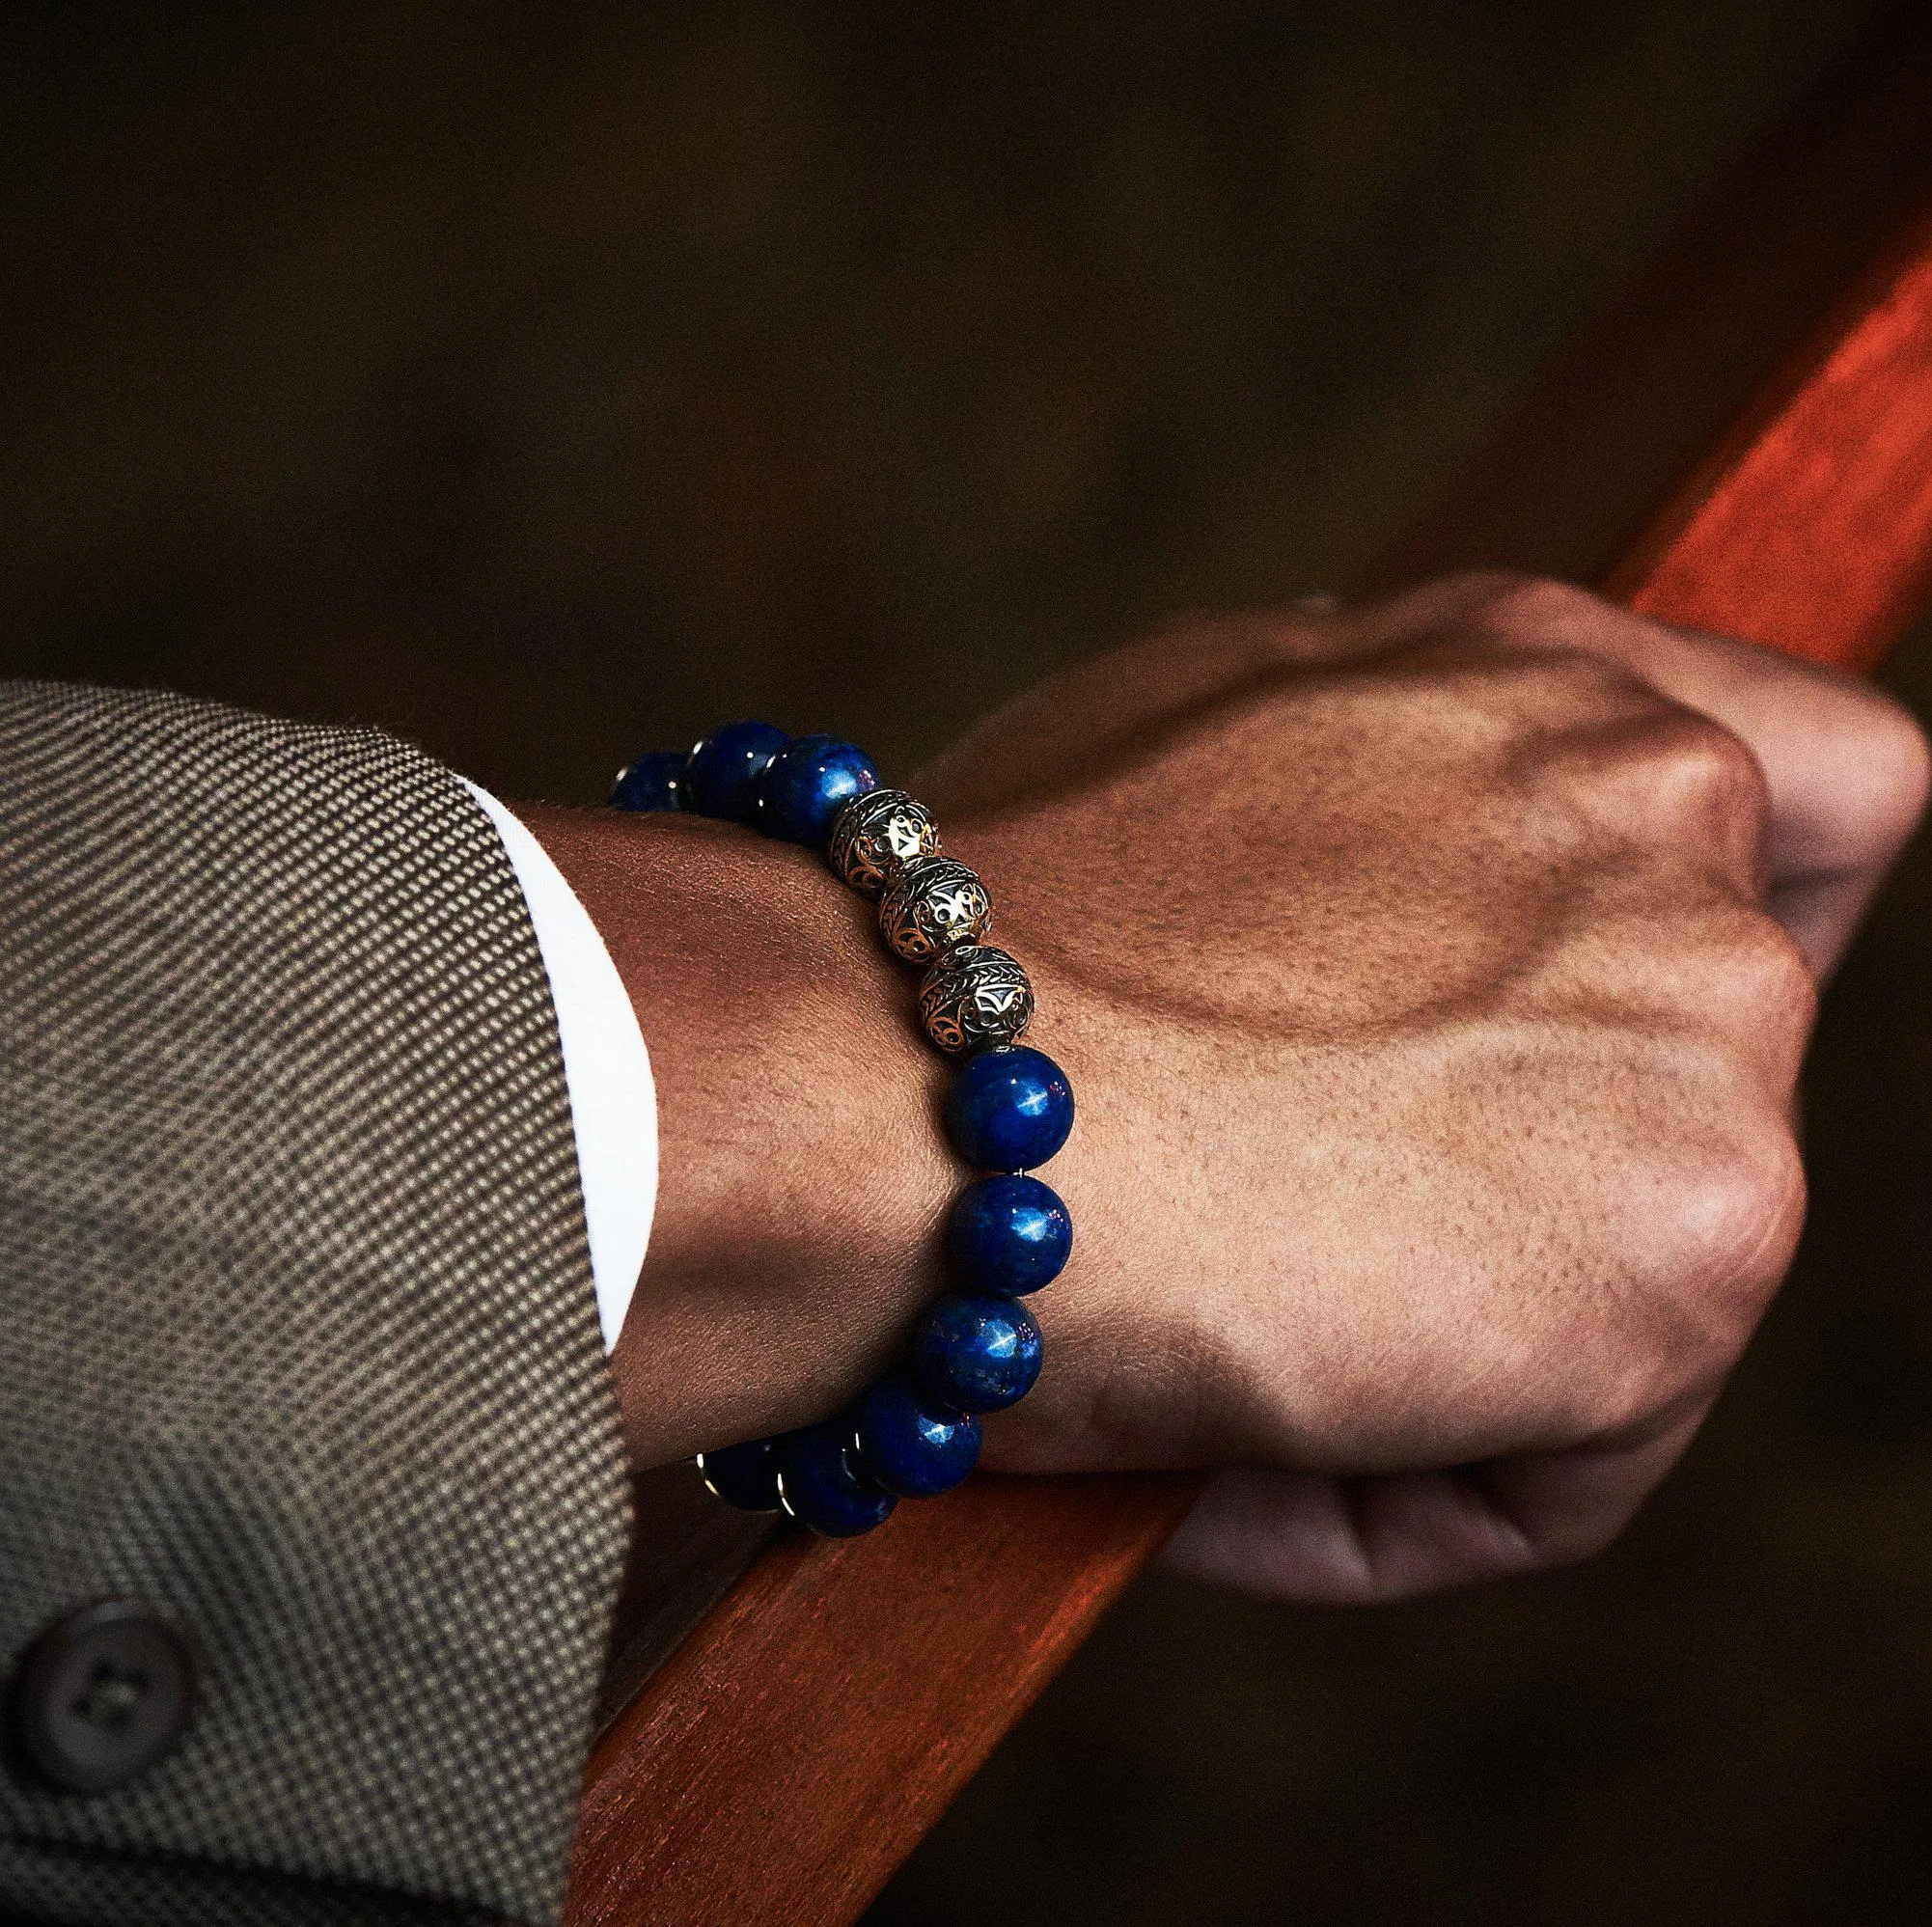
[611,722,1074,1536]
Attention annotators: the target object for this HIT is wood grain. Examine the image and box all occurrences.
[567,1473,1197,1926]
[1610,199,1932,670]
[566,15,1932,1921]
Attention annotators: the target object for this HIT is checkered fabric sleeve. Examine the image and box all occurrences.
[0,682,633,1925]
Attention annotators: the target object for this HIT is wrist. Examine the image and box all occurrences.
[514,803,952,1466]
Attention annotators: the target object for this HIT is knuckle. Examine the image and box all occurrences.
[1882,697,1932,814]
[1734,914,1818,1037]
[1670,1115,1807,1355]
[1518,646,1642,711]
[1398,576,1627,680]
[1537,707,1776,879]
[1573,1359,1675,1445]
[1581,709,1771,853]
[1696,908,1818,1049]
[1576,1107,1805,1442]
[1448,640,1649,739]
[1651,712,1768,828]
[1480,576,1609,640]
[1709,1121,1805,1288]
[1441,567,1543,612]
[1408,567,1543,614]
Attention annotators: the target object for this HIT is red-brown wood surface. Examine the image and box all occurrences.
[1610,199,1932,671]
[566,25,1932,1926]
[567,1473,1198,1926]
[1376,1,1932,598]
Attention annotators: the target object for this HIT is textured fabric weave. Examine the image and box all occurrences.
[0,683,632,1924]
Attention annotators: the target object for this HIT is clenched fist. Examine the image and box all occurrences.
[924,574,1927,1600]
[532,574,1927,1605]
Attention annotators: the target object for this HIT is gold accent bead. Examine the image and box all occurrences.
[828,788,941,895]
[879,855,992,963]
[918,945,1035,1054]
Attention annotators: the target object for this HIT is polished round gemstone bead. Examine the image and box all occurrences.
[948,1173,1072,1295]
[918,944,1035,1055]
[914,1293,1044,1413]
[757,735,881,847]
[684,721,790,824]
[775,1422,897,1536]
[851,1376,982,1498]
[944,1045,1075,1171]
[828,787,941,895]
[696,1434,786,1511]
[879,854,993,963]
[610,749,687,812]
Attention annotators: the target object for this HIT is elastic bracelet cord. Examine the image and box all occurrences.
[611,724,1075,1536]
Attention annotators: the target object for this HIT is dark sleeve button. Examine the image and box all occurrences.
[11,1600,197,1794]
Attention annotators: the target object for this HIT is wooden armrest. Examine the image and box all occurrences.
[567,10,1932,1921]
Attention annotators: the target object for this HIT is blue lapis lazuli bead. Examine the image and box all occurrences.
[756,734,880,847]
[610,749,687,812]
[776,1421,897,1536]
[914,1293,1044,1413]
[852,1376,982,1498]
[948,1173,1073,1295]
[945,1045,1075,1172]
[684,720,790,824]
[696,1434,786,1511]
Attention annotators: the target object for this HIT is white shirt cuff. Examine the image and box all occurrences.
[459,780,656,1354]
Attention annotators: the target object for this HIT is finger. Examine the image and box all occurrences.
[1473,581,1929,976]
[1161,1463,1542,1605]
[1164,1399,1710,1605]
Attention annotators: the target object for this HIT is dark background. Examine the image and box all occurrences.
[6,3,1931,1919]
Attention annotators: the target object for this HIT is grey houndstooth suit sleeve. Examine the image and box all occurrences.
[0,682,634,1925]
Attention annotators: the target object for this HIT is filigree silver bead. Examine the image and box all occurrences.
[879,855,992,963]
[828,787,941,895]
[918,945,1035,1055]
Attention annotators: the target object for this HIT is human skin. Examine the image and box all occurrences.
[520,573,1929,1605]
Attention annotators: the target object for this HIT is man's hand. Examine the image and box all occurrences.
[531,572,1925,1606]
[919,574,1928,1603]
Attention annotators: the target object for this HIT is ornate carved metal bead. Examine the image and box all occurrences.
[828,787,941,895]
[878,855,992,963]
[918,944,1034,1055]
